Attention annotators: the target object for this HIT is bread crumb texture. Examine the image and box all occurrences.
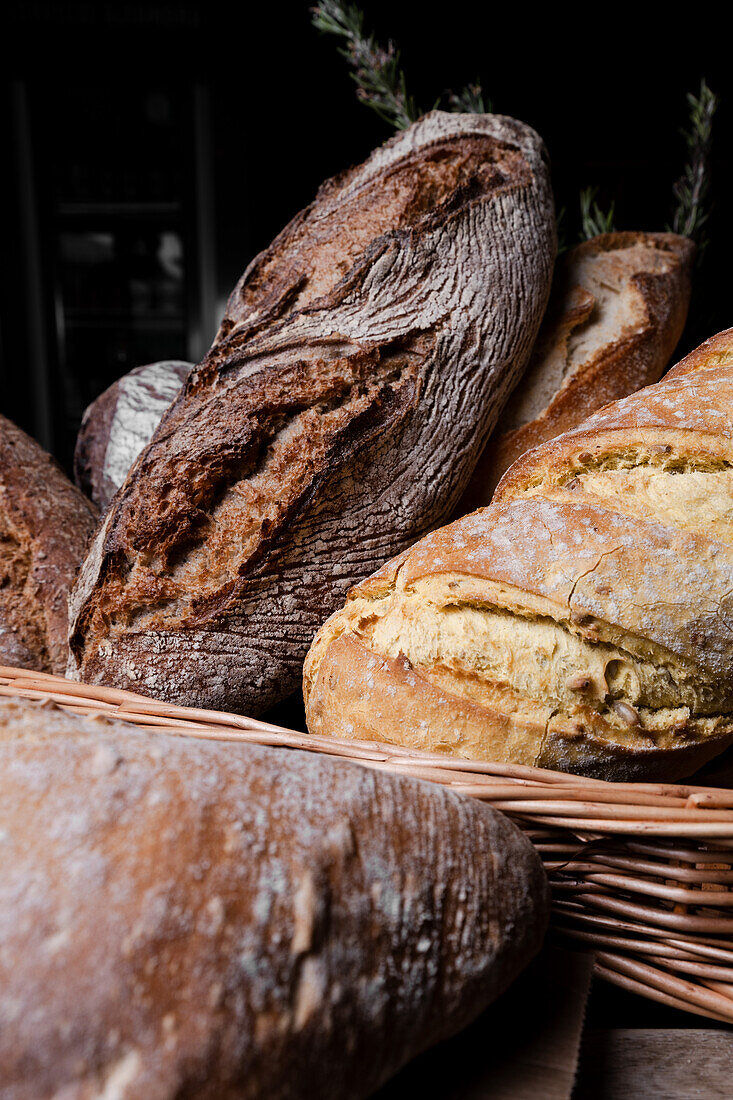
[304,330,733,781]
[0,697,548,1099]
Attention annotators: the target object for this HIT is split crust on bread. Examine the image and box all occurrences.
[459,231,694,509]
[305,330,733,782]
[67,112,555,715]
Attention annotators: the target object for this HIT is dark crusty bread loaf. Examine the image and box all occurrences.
[0,696,549,1100]
[0,415,97,674]
[74,360,192,512]
[458,232,694,510]
[67,111,555,715]
[79,235,694,524]
[304,331,733,782]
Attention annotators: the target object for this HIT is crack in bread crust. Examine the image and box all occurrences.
[90,339,428,634]
[68,112,556,714]
[304,330,733,781]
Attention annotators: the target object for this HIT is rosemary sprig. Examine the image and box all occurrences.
[447,82,491,115]
[311,2,491,125]
[311,1,420,130]
[669,78,718,249]
[579,187,616,239]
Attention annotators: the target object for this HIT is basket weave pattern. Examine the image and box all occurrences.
[3,664,733,1025]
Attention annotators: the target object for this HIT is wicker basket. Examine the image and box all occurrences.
[3,663,733,1025]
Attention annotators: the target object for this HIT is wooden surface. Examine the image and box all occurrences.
[574,1029,733,1099]
[375,946,593,1099]
[372,963,733,1098]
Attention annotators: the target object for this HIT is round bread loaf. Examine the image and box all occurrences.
[304,330,733,782]
[0,696,549,1099]
[0,415,98,674]
[74,360,192,512]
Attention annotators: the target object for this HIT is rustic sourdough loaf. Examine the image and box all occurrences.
[67,111,555,714]
[0,415,97,674]
[459,231,694,509]
[79,234,694,520]
[304,330,733,782]
[0,696,549,1100]
[74,360,193,512]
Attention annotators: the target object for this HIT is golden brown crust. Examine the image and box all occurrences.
[459,232,694,509]
[494,328,733,502]
[304,331,733,782]
[0,696,549,1098]
[0,415,98,673]
[305,634,729,782]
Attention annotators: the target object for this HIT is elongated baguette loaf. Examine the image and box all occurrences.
[304,330,733,782]
[67,111,555,715]
[0,415,97,673]
[74,360,193,512]
[0,697,548,1100]
[458,231,694,510]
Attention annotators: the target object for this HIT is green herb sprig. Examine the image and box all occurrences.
[579,187,616,239]
[311,0,420,129]
[447,82,492,115]
[312,4,719,268]
[311,1,488,126]
[669,78,718,250]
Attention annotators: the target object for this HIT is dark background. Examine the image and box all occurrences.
[2,0,730,1040]
[2,0,731,471]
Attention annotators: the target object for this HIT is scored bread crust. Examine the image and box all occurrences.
[0,696,549,1099]
[77,233,692,523]
[67,111,555,715]
[304,330,733,782]
[458,231,694,509]
[0,415,98,674]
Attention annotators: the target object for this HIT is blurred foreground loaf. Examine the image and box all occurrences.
[304,330,733,782]
[0,415,97,674]
[0,696,548,1100]
[459,231,694,509]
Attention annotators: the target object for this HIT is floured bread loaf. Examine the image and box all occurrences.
[304,330,733,782]
[79,235,693,522]
[74,360,192,512]
[67,111,555,715]
[0,696,548,1099]
[459,232,694,509]
[0,415,97,674]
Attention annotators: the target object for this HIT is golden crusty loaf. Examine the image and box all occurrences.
[0,697,548,1100]
[0,415,97,674]
[66,111,555,716]
[304,330,733,782]
[458,231,694,510]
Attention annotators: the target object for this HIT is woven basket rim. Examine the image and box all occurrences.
[2,663,733,1026]
[2,663,733,834]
